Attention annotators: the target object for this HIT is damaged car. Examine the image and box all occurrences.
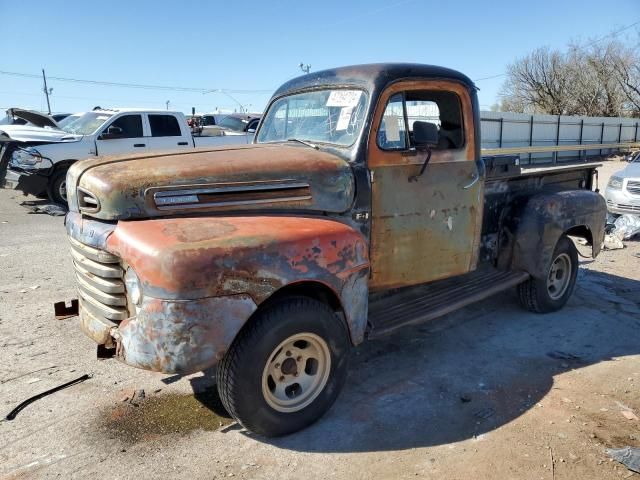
[605,153,640,215]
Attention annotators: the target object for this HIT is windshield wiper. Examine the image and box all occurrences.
[287,138,318,150]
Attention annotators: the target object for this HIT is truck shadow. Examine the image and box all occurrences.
[252,267,640,452]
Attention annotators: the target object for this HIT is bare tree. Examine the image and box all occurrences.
[500,47,572,115]
[607,42,640,115]
[498,35,639,117]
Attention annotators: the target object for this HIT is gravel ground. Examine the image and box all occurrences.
[0,159,638,480]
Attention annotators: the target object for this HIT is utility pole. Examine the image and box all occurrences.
[42,69,52,114]
[165,100,170,111]
[202,89,247,113]
[299,62,311,74]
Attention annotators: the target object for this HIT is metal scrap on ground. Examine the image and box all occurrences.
[4,374,91,421]
[53,299,79,320]
[607,447,640,474]
[604,214,640,250]
[20,201,67,216]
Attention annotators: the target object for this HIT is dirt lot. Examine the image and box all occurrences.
[1,160,639,480]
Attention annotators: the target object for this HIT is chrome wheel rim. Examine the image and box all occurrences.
[261,333,331,413]
[547,253,572,300]
[59,180,67,202]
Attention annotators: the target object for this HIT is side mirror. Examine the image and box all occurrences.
[413,121,439,149]
[247,128,256,134]
[100,125,123,139]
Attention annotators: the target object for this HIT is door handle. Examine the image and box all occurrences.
[463,172,479,189]
[133,143,146,147]
[177,141,188,146]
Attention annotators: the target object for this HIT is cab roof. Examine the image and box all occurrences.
[273,63,477,98]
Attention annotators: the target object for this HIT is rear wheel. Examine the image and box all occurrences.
[518,235,578,313]
[47,168,68,205]
[216,297,350,437]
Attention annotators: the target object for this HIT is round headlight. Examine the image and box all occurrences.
[124,268,142,306]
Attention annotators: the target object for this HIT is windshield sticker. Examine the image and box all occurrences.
[385,115,401,141]
[335,107,353,131]
[326,90,362,107]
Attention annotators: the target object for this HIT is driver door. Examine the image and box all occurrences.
[368,80,483,291]
[95,114,148,156]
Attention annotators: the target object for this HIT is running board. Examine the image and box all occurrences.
[367,268,530,339]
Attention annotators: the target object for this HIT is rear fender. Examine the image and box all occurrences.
[508,190,606,279]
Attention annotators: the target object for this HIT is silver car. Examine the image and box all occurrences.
[605,152,640,215]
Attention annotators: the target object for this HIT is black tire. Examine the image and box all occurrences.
[217,297,350,437]
[518,235,578,313]
[194,384,232,418]
[47,168,68,205]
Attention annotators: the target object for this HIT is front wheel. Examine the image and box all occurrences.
[47,168,68,205]
[216,297,350,437]
[518,235,579,313]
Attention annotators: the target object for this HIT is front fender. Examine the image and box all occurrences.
[106,215,370,345]
[510,190,606,279]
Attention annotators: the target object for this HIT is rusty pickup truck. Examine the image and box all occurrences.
[65,64,606,436]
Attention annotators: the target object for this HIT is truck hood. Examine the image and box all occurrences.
[67,144,355,220]
[7,108,59,128]
[617,162,640,178]
[0,124,82,143]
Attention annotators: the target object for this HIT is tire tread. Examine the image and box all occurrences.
[217,296,340,436]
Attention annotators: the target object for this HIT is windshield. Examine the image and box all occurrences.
[61,112,113,135]
[257,89,368,146]
[57,114,82,129]
[216,116,248,132]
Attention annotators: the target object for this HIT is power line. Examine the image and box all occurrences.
[473,19,640,82]
[0,69,273,94]
[581,19,640,49]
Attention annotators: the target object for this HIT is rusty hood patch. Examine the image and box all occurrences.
[68,144,354,220]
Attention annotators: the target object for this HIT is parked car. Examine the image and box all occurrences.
[198,113,261,136]
[605,153,640,214]
[1,108,254,204]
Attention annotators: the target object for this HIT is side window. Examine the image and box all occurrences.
[247,119,259,132]
[377,93,407,150]
[202,115,216,126]
[377,90,464,150]
[406,91,463,149]
[106,114,143,138]
[149,114,182,137]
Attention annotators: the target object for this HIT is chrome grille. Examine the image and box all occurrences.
[69,237,128,322]
[626,180,640,196]
[607,199,640,212]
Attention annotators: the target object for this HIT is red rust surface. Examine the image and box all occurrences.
[106,215,370,348]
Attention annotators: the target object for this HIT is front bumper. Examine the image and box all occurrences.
[605,186,640,215]
[3,167,49,196]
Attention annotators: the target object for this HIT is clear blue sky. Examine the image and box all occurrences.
[1,0,638,114]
